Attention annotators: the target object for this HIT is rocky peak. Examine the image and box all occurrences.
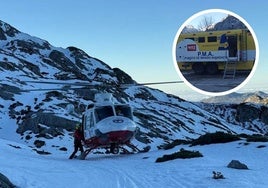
[0,20,19,40]
[243,92,268,105]
[213,15,247,30]
[181,25,199,34]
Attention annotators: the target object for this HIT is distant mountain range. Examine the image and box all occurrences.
[181,25,199,33]
[201,91,268,105]
[182,15,247,33]
[0,19,267,153]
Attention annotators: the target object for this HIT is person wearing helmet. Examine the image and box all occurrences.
[69,124,85,159]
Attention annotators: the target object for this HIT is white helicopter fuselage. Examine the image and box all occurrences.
[94,116,136,134]
[81,93,137,148]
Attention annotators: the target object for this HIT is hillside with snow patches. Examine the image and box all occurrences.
[1,20,268,187]
[200,92,268,134]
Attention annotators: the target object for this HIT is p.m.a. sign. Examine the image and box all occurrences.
[181,50,229,62]
[197,51,213,57]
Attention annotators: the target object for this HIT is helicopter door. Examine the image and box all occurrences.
[84,112,95,138]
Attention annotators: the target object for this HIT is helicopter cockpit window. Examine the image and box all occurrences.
[115,105,133,120]
[95,106,114,122]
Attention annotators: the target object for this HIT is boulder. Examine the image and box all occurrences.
[34,140,45,148]
[227,160,249,170]
[212,171,224,179]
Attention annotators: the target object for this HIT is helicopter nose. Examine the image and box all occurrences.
[97,116,137,134]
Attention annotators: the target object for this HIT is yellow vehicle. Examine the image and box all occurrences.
[176,29,256,75]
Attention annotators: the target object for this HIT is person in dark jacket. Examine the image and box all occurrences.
[69,124,85,159]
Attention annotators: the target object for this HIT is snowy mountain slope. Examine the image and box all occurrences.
[0,19,258,156]
[1,137,268,188]
[200,92,268,134]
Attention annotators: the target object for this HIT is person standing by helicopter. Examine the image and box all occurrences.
[69,124,85,159]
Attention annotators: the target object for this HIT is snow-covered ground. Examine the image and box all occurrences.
[1,137,267,188]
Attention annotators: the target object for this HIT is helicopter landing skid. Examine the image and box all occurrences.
[79,147,96,160]
[120,143,151,154]
[79,143,151,160]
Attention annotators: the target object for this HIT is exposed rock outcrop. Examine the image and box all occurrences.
[227,160,249,170]
[0,172,15,188]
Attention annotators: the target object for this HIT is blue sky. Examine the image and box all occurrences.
[1,0,267,100]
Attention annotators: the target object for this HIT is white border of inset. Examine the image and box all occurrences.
[172,9,259,96]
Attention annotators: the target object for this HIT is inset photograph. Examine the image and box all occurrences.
[174,9,258,95]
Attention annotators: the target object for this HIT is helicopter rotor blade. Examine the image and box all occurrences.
[20,80,184,92]
[120,81,184,88]
[20,80,97,92]
[20,88,68,92]
[138,81,184,86]
[20,87,97,92]
[24,80,91,86]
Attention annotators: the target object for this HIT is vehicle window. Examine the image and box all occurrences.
[198,37,205,43]
[95,106,114,122]
[89,112,94,127]
[185,37,195,41]
[84,115,90,130]
[115,105,133,120]
[208,36,217,42]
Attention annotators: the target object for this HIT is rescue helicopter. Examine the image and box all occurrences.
[81,92,140,159]
[23,80,183,159]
